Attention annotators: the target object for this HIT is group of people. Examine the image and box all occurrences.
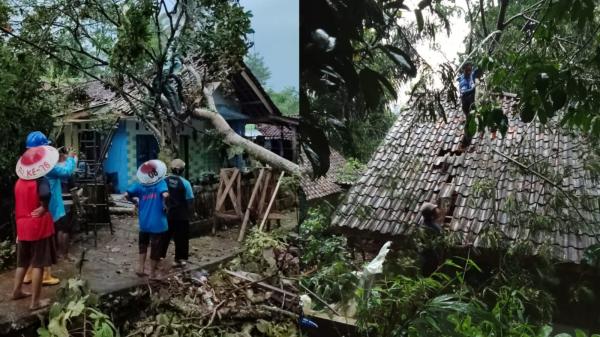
[125,158,195,279]
[12,131,195,310]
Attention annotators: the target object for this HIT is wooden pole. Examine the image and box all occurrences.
[238,169,265,242]
[259,171,285,232]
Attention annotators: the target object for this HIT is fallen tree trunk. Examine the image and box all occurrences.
[192,107,300,175]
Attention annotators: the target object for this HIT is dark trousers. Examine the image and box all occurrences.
[163,219,190,261]
[461,91,475,146]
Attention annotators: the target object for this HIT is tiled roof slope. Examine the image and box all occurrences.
[257,124,296,140]
[300,148,347,200]
[332,96,600,263]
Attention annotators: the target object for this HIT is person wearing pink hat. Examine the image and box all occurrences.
[12,145,59,310]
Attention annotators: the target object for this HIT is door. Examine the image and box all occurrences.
[136,135,159,168]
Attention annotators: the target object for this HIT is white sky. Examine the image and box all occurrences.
[393,0,471,110]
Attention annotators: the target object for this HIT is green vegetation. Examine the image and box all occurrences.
[300,207,600,336]
[0,239,15,271]
[38,279,118,337]
[245,52,299,116]
[336,158,367,184]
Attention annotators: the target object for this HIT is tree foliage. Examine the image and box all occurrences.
[268,86,299,117]
[1,0,253,155]
[245,51,299,116]
[245,51,271,87]
[0,31,61,235]
[457,0,600,137]
[300,0,456,176]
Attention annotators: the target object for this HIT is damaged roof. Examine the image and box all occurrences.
[300,148,347,200]
[60,62,290,125]
[333,95,600,263]
[256,124,296,140]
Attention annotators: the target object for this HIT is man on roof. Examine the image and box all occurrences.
[458,62,481,148]
[420,202,443,234]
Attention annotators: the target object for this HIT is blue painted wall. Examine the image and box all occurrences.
[103,121,129,193]
[101,90,251,192]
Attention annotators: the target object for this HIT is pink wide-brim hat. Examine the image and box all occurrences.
[16,145,59,180]
[136,159,167,185]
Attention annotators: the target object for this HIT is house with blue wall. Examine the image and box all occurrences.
[55,64,296,193]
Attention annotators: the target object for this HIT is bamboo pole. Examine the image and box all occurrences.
[258,171,285,232]
[238,169,265,242]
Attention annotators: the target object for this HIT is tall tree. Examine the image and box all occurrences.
[268,86,299,117]
[0,0,300,174]
[300,0,457,176]
[245,51,299,116]
[454,0,600,137]
[0,37,62,236]
[245,51,272,87]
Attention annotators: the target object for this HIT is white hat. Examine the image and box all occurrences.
[170,158,185,169]
[420,202,438,213]
[16,145,59,180]
[136,159,167,185]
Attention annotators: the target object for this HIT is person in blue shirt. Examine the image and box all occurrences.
[49,148,77,261]
[125,167,169,279]
[458,63,480,147]
[163,159,195,267]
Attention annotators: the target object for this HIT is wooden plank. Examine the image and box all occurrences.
[238,169,265,242]
[304,308,357,327]
[265,212,285,220]
[214,212,240,221]
[225,170,242,216]
[214,170,226,210]
[257,170,272,216]
[235,170,242,217]
[259,171,285,232]
[215,169,237,211]
[224,270,297,298]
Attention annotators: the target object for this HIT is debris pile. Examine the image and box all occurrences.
[122,229,300,336]
[109,194,136,215]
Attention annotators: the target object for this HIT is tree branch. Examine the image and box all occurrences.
[492,148,592,229]
[465,0,475,53]
[503,0,545,27]
[456,29,502,72]
[495,0,510,31]
[192,107,300,175]
[479,0,489,37]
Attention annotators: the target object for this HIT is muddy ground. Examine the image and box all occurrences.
[0,213,298,335]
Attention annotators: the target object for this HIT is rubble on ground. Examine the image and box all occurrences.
[122,229,300,337]
[109,194,136,215]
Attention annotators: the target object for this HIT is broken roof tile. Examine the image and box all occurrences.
[333,96,600,264]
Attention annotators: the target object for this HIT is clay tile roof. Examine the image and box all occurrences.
[332,95,600,263]
[300,148,347,200]
[257,124,296,140]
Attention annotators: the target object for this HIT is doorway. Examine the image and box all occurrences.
[136,135,159,168]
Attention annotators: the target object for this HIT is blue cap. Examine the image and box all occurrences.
[25,131,51,148]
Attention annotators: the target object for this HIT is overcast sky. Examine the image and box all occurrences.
[240,0,299,91]
[393,0,470,110]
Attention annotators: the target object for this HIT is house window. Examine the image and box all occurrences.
[136,135,159,168]
[78,130,103,163]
